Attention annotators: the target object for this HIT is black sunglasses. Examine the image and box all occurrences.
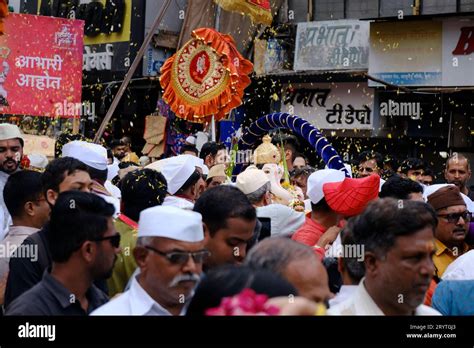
[437,211,472,224]
[92,234,121,248]
[144,246,210,265]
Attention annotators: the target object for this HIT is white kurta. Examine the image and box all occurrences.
[328,285,358,308]
[0,171,12,241]
[327,278,441,316]
[162,196,194,210]
[0,225,39,279]
[256,204,305,237]
[90,276,186,316]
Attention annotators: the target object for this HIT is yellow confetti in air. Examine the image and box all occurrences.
[387,133,392,139]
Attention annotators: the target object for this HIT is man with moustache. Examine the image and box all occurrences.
[328,199,440,315]
[427,185,471,278]
[6,192,119,315]
[0,124,24,240]
[91,206,208,315]
[444,153,474,200]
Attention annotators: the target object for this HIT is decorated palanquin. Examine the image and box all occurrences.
[160,28,253,123]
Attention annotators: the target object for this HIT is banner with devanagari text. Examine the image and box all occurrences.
[0,13,84,117]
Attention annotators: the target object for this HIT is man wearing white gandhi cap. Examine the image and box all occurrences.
[91,206,209,316]
[62,140,120,216]
[0,123,24,240]
[146,154,206,210]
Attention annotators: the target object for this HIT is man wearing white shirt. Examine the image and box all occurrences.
[0,124,24,241]
[329,228,364,308]
[91,206,208,316]
[235,167,305,237]
[328,198,441,316]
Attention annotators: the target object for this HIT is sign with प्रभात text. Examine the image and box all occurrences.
[0,13,84,117]
[294,20,369,71]
[282,83,374,130]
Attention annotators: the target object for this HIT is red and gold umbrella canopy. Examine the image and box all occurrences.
[214,0,272,26]
[160,28,253,124]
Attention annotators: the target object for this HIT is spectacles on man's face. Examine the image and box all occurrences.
[92,234,121,248]
[144,246,210,265]
[437,211,472,224]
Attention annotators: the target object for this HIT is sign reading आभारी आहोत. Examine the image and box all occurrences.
[0,13,84,117]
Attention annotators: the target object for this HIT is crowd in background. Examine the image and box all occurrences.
[0,123,473,316]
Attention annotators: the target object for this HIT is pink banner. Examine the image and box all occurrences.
[0,13,84,117]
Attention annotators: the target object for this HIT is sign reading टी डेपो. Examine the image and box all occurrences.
[282,82,374,130]
[0,13,84,117]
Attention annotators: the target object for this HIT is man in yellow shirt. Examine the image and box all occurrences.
[107,168,168,296]
[427,185,471,278]
[121,136,140,165]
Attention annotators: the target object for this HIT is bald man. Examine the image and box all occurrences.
[244,238,332,304]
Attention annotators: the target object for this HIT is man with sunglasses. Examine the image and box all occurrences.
[4,157,93,308]
[6,191,119,315]
[427,185,471,278]
[92,206,208,316]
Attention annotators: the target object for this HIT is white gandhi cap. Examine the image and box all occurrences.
[147,155,203,195]
[138,205,204,242]
[0,123,23,142]
[62,140,108,171]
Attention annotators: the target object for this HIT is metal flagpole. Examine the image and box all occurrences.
[93,0,173,143]
[210,5,222,143]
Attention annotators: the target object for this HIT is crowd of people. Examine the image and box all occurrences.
[0,123,473,316]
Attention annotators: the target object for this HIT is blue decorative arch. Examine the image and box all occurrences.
[238,113,350,177]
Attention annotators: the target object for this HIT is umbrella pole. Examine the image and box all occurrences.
[211,115,216,142]
[210,5,221,144]
[93,0,173,143]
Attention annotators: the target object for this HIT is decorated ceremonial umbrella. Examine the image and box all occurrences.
[238,112,351,177]
[160,28,253,124]
[213,0,273,26]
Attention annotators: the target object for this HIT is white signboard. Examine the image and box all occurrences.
[443,19,474,86]
[294,20,369,71]
[282,83,374,130]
